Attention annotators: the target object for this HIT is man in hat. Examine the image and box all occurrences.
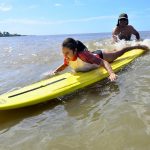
[112,13,140,42]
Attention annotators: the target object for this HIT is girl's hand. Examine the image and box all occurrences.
[51,71,57,75]
[108,73,118,81]
[40,70,58,80]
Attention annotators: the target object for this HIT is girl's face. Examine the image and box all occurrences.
[62,47,77,61]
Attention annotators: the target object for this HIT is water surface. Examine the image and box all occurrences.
[0,32,150,150]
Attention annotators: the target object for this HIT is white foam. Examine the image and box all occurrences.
[140,39,150,48]
[92,38,150,52]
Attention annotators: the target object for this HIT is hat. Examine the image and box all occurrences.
[119,13,128,20]
[117,13,129,26]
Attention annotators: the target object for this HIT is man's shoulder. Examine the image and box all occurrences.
[112,26,120,33]
[113,26,119,30]
[127,25,134,29]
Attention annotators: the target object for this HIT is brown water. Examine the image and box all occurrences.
[0,33,150,150]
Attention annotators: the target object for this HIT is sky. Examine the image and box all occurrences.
[0,0,150,35]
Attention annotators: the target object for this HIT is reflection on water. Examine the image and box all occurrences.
[0,33,150,150]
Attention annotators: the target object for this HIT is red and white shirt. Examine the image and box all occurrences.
[63,50,103,72]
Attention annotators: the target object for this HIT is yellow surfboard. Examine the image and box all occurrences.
[0,49,145,110]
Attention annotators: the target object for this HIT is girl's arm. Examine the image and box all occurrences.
[79,51,117,81]
[53,64,68,73]
[101,59,117,81]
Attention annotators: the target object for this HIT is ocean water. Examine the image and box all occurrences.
[0,31,150,150]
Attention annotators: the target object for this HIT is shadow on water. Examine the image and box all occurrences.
[0,77,120,131]
[0,99,61,131]
[58,79,120,120]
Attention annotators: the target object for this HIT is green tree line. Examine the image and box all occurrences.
[0,31,21,37]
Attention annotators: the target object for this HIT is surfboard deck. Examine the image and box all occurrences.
[0,49,145,110]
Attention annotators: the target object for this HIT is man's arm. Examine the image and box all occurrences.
[130,25,140,40]
[112,27,119,42]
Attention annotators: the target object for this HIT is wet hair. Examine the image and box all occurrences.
[62,38,87,52]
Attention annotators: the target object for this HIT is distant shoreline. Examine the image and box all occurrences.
[0,35,22,37]
[0,31,23,37]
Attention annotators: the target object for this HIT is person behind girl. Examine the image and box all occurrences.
[53,38,148,81]
[112,13,140,42]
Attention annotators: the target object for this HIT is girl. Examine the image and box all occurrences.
[53,38,148,81]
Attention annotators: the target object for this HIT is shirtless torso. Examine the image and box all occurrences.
[113,25,140,42]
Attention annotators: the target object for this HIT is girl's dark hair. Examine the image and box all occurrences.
[62,38,87,52]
